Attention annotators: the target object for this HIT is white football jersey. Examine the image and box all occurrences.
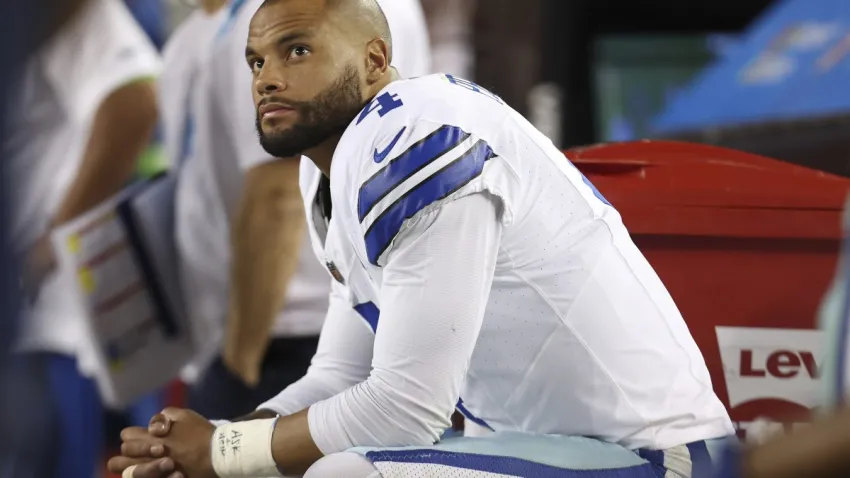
[279,74,734,453]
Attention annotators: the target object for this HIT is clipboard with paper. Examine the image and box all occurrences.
[50,174,194,409]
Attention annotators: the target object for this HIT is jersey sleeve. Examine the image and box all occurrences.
[256,280,374,416]
[41,0,161,123]
[355,118,500,266]
[308,192,502,452]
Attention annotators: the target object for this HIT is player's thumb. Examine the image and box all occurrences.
[148,412,173,436]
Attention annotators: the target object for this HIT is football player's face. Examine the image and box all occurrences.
[246,0,366,158]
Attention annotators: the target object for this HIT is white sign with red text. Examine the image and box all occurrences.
[716,326,824,409]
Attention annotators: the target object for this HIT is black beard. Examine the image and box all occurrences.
[256,64,364,158]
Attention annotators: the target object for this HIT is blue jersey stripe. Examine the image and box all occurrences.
[713,444,743,478]
[358,125,470,222]
[685,441,714,478]
[365,449,659,477]
[353,302,380,333]
[456,397,494,431]
[363,139,495,265]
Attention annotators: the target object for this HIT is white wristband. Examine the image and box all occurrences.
[122,464,137,478]
[210,418,283,478]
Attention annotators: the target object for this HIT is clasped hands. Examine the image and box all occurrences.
[108,407,218,478]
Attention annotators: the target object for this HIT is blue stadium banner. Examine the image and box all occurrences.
[652,0,850,133]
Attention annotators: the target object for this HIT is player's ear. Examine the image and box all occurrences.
[364,38,390,84]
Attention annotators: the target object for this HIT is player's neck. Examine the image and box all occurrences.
[305,134,343,177]
[306,70,401,178]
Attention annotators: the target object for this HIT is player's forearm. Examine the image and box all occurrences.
[309,375,452,453]
[254,283,376,418]
[230,198,500,472]
[304,194,500,453]
[226,160,305,358]
[257,365,358,417]
[270,409,324,474]
[52,80,157,226]
[216,365,371,474]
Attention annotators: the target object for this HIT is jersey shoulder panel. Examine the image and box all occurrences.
[337,75,518,267]
[350,122,498,266]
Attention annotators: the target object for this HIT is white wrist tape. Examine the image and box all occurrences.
[211,418,283,478]
[122,464,137,478]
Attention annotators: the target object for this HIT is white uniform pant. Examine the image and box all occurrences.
[299,432,734,478]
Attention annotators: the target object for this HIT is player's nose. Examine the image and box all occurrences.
[254,67,286,95]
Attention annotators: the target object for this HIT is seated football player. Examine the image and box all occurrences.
[109,0,735,477]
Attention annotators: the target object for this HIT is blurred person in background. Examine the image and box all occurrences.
[1,3,91,477]
[422,0,544,115]
[159,0,229,393]
[167,0,431,421]
[421,0,475,78]
[0,0,91,384]
[0,0,160,476]
[472,0,542,117]
[372,0,431,79]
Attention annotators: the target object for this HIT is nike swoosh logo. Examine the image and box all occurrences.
[373,127,406,163]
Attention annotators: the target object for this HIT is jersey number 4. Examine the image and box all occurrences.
[354,78,611,207]
[356,75,503,126]
[356,92,404,125]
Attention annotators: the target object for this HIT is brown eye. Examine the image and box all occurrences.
[251,59,264,71]
[289,46,310,60]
